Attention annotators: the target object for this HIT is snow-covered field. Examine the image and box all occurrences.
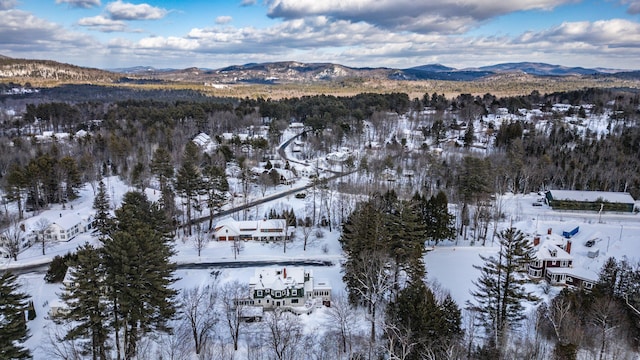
[3,176,640,358]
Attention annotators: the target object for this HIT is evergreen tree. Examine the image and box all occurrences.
[0,272,31,359]
[414,190,455,245]
[175,144,204,236]
[57,243,109,360]
[102,191,178,360]
[386,199,427,285]
[386,281,462,360]
[150,147,174,193]
[4,164,27,219]
[93,180,113,237]
[464,122,475,148]
[203,165,228,230]
[468,227,537,353]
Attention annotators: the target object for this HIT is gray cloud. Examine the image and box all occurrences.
[0,9,96,58]
[106,0,168,20]
[621,0,640,14]
[78,15,127,32]
[215,16,233,25]
[266,0,577,34]
[0,0,16,10]
[55,0,101,8]
[240,0,256,6]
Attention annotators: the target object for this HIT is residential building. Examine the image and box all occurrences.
[528,235,597,290]
[213,218,292,242]
[237,267,331,314]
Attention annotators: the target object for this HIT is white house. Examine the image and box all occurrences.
[192,132,217,152]
[237,267,331,314]
[48,214,82,242]
[213,218,292,242]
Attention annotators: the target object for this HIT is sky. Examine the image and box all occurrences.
[2,0,640,70]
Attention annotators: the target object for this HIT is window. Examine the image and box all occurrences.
[256,290,263,297]
[275,291,281,297]
[291,299,299,304]
[566,276,573,282]
[585,282,593,289]
[291,289,297,296]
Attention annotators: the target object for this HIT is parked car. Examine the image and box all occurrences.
[585,239,596,247]
[295,192,307,199]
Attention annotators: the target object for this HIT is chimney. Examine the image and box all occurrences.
[566,240,572,254]
[533,236,540,246]
[283,267,287,279]
[547,227,552,235]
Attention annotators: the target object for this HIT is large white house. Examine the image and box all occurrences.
[213,218,292,242]
[237,267,331,315]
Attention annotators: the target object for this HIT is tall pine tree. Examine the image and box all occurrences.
[0,272,31,359]
[102,191,178,360]
[93,180,113,237]
[57,243,109,360]
[468,227,537,353]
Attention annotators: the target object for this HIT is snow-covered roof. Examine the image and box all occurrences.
[547,266,598,282]
[548,190,635,204]
[250,267,306,290]
[52,214,81,229]
[534,239,573,261]
[214,218,288,236]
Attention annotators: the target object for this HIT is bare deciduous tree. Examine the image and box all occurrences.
[221,280,247,351]
[192,225,208,257]
[324,292,357,355]
[34,217,52,255]
[264,308,303,360]
[180,284,219,356]
[1,216,24,261]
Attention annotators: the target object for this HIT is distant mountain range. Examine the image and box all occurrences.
[1,54,638,84]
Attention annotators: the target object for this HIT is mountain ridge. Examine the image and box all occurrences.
[0,54,636,84]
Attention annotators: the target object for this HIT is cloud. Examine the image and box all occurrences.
[240,0,256,6]
[517,19,640,48]
[620,0,640,14]
[215,16,233,25]
[78,15,127,32]
[266,0,577,34]
[0,9,97,58]
[55,0,101,8]
[106,0,168,20]
[105,14,640,70]
[0,0,16,10]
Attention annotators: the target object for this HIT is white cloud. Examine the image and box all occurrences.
[78,15,127,32]
[106,0,168,20]
[266,0,578,34]
[518,19,640,47]
[215,16,233,25]
[56,0,101,8]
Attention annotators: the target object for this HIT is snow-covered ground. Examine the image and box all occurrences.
[4,173,638,358]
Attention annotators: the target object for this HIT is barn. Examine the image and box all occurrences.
[545,190,636,213]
